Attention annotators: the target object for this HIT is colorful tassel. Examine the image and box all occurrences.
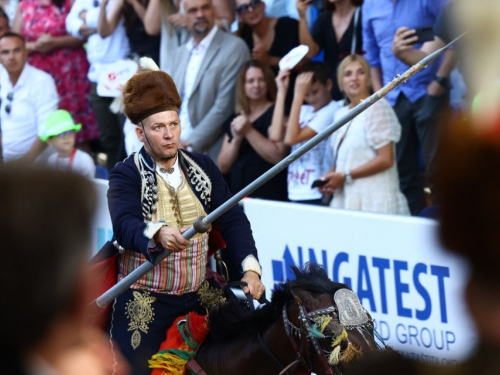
[307,323,325,339]
[328,345,342,365]
[316,315,332,334]
[148,349,193,375]
[340,342,362,364]
[331,327,348,348]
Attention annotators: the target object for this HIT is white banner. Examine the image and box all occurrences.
[241,198,477,365]
[90,181,477,363]
[91,179,113,256]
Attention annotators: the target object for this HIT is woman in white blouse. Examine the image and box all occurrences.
[319,55,409,215]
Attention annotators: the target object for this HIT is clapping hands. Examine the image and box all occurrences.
[230,112,252,139]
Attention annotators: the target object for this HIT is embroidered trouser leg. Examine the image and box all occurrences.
[109,288,203,375]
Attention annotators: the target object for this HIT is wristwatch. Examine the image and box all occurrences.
[434,76,449,88]
[345,171,353,184]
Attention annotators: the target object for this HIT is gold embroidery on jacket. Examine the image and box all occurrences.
[125,291,157,350]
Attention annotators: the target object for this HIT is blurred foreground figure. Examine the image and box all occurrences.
[347,2,500,372]
[348,117,500,374]
[0,164,129,375]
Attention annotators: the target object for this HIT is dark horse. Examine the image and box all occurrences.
[195,263,385,375]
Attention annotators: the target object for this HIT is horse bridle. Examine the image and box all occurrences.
[257,288,382,375]
[282,294,341,375]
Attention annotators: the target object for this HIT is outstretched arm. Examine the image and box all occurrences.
[97,0,124,38]
[284,72,318,146]
[268,69,289,142]
[143,0,161,35]
[296,0,320,58]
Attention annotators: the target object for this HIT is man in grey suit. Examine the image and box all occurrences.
[165,0,250,160]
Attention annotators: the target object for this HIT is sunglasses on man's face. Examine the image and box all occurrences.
[236,0,262,15]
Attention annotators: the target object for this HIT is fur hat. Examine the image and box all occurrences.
[123,57,182,124]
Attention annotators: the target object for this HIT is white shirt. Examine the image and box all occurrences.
[0,64,59,161]
[47,149,96,179]
[156,155,182,192]
[179,25,218,141]
[65,0,130,83]
[288,100,339,201]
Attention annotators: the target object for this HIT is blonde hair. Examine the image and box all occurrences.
[235,60,277,114]
[336,54,372,93]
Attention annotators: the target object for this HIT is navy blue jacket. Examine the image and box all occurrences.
[107,147,258,273]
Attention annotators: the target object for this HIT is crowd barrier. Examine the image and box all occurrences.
[91,179,476,363]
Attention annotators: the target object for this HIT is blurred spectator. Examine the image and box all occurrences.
[143,0,187,72]
[235,0,303,110]
[165,0,250,160]
[297,0,363,100]
[0,164,130,375]
[97,0,160,64]
[319,55,409,215]
[41,109,96,179]
[0,32,58,162]
[66,0,130,170]
[391,2,458,64]
[262,0,298,19]
[235,0,299,72]
[13,0,99,147]
[143,0,233,72]
[0,8,11,36]
[362,0,448,215]
[0,0,17,28]
[217,60,288,201]
[269,62,338,204]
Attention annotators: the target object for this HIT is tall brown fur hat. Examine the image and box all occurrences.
[123,57,182,124]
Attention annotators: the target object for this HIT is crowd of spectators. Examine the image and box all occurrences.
[0,0,462,216]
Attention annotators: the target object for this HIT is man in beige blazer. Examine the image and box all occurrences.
[165,0,250,160]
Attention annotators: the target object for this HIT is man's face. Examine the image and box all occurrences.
[136,111,181,163]
[0,36,27,76]
[184,0,215,38]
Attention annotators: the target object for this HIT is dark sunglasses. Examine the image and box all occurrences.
[5,91,13,114]
[50,130,74,139]
[236,0,262,15]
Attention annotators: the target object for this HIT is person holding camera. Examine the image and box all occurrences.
[362,0,449,216]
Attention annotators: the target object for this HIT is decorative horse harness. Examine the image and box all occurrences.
[258,288,384,375]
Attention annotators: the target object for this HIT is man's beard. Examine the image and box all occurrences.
[193,18,210,35]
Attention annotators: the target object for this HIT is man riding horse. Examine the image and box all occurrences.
[107,58,265,375]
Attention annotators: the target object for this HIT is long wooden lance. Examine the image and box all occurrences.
[95,33,464,309]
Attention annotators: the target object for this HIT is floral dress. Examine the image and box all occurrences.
[20,0,99,142]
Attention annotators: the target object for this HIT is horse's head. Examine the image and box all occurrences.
[278,263,383,375]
